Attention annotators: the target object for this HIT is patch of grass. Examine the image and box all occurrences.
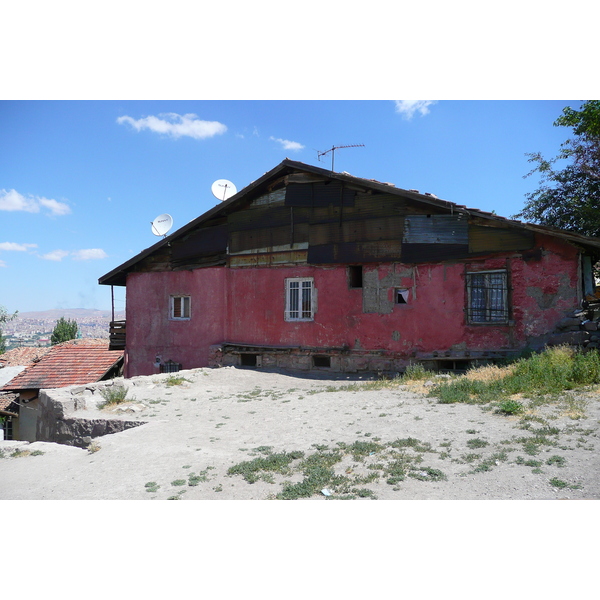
[403,363,429,381]
[228,450,305,484]
[145,481,160,493]
[466,438,489,449]
[10,449,31,458]
[546,455,567,467]
[165,375,190,387]
[171,479,186,486]
[428,347,600,407]
[98,384,130,408]
[30,450,45,456]
[496,399,525,415]
[549,477,581,490]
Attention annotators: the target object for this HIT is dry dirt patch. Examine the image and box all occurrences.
[1,367,599,500]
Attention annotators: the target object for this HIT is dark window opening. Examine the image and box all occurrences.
[312,355,331,368]
[160,360,181,373]
[240,353,258,367]
[395,288,409,304]
[348,265,363,288]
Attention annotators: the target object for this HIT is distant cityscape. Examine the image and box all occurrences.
[1,309,125,350]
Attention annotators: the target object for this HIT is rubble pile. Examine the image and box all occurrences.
[548,300,600,349]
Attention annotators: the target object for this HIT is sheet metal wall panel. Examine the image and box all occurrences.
[403,215,468,244]
[228,205,291,231]
[401,243,470,263]
[468,225,535,253]
[171,224,228,261]
[307,241,402,264]
[284,182,355,207]
[229,225,293,253]
[353,193,408,218]
[309,216,404,246]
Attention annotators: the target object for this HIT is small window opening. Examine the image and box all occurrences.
[312,355,331,368]
[395,288,409,304]
[240,353,258,367]
[160,360,181,373]
[348,265,363,288]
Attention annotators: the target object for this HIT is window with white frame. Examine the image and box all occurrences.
[466,270,508,324]
[170,295,191,320]
[285,278,314,321]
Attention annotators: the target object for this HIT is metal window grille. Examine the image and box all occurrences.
[285,278,314,321]
[160,360,181,373]
[171,296,190,319]
[467,271,508,323]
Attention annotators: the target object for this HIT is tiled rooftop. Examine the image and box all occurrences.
[1,340,123,391]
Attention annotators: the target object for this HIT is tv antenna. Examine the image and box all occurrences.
[211,179,237,202]
[317,144,364,172]
[151,213,173,237]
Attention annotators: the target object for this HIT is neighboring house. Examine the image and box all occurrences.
[98,159,600,378]
[1,339,123,441]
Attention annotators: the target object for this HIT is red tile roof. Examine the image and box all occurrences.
[1,340,123,391]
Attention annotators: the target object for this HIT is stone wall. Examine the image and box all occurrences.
[36,384,144,448]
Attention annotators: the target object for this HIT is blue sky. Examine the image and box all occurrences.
[0,99,583,313]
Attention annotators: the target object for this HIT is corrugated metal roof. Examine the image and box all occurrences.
[1,340,123,391]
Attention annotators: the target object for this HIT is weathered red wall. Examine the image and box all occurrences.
[124,234,581,377]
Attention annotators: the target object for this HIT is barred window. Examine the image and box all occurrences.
[466,271,508,324]
[170,296,190,320]
[285,278,314,321]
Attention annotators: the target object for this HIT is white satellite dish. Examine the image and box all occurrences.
[151,213,173,237]
[211,179,237,202]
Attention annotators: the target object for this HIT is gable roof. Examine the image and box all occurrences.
[99,159,600,287]
[1,340,123,392]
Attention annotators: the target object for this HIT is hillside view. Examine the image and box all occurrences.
[1,309,125,350]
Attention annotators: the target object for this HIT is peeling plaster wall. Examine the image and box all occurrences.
[123,233,582,376]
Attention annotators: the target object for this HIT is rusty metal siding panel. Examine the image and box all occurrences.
[468,225,535,253]
[401,243,470,263]
[354,193,408,218]
[309,216,404,246]
[307,241,402,264]
[228,205,291,231]
[284,182,355,207]
[403,215,468,244]
[230,225,292,253]
[171,224,228,261]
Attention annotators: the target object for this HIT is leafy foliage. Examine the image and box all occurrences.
[516,101,600,236]
[0,304,18,354]
[51,316,78,345]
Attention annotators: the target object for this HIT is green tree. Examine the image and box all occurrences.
[516,101,600,236]
[51,317,78,345]
[0,305,18,354]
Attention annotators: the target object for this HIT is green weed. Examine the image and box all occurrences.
[98,384,130,408]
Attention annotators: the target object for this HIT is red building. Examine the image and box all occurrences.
[99,160,600,378]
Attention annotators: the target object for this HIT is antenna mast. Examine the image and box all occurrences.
[317,144,365,172]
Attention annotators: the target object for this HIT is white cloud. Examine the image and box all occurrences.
[270,137,305,151]
[0,242,37,252]
[0,259,6,268]
[40,248,108,261]
[72,248,108,261]
[0,189,71,216]
[117,113,227,140]
[41,249,70,261]
[394,100,437,120]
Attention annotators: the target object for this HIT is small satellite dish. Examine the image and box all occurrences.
[151,213,173,237]
[211,179,237,202]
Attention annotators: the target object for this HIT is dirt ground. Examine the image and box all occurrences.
[1,366,600,500]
